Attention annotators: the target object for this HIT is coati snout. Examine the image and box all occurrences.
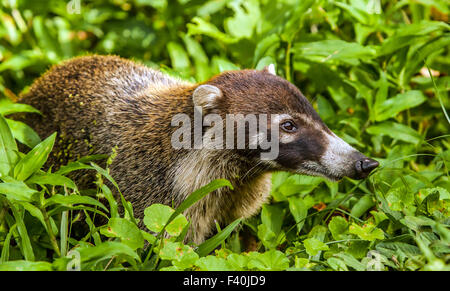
[19,55,378,243]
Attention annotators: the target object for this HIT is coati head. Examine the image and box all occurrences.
[190,66,379,181]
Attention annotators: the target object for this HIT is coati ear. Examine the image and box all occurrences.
[262,64,276,75]
[192,84,223,109]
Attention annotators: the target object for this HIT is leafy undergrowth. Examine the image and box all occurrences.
[0,109,448,271]
[0,0,449,270]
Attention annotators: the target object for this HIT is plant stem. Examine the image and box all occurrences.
[41,207,61,257]
[285,41,292,82]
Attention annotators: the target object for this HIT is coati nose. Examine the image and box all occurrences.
[354,158,379,179]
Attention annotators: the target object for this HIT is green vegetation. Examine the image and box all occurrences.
[0,0,449,270]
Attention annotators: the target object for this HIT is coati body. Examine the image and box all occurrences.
[19,55,378,243]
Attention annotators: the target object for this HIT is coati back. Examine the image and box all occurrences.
[19,55,378,243]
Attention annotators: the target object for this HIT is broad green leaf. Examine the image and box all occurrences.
[143,204,188,237]
[212,56,240,73]
[317,95,335,121]
[226,253,249,270]
[260,203,284,235]
[375,91,427,121]
[334,2,373,25]
[55,161,93,175]
[327,257,348,271]
[224,0,260,39]
[377,21,449,56]
[333,253,365,271]
[14,132,56,181]
[167,42,190,73]
[288,196,308,233]
[0,115,19,178]
[366,122,423,144]
[0,99,41,116]
[303,238,329,256]
[278,175,324,196]
[328,216,349,240]
[77,242,140,267]
[0,180,38,202]
[101,218,144,250]
[255,56,276,71]
[195,256,232,271]
[187,17,237,44]
[181,34,210,81]
[293,40,376,66]
[6,119,41,148]
[159,241,199,270]
[27,172,77,189]
[349,223,384,241]
[0,260,52,271]
[44,194,108,212]
[247,250,289,271]
[253,34,280,66]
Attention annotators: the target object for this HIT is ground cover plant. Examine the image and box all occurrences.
[0,0,449,271]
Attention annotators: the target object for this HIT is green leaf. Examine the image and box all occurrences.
[27,172,77,189]
[77,242,140,267]
[187,17,237,44]
[13,132,56,181]
[211,56,240,73]
[167,42,190,73]
[258,203,285,249]
[101,218,144,250]
[0,99,41,116]
[196,218,241,257]
[350,195,375,218]
[44,194,108,212]
[159,241,198,270]
[55,161,93,175]
[349,223,384,241]
[143,204,188,237]
[293,40,376,66]
[224,0,260,39]
[327,257,348,271]
[9,202,35,261]
[0,115,19,178]
[6,119,41,148]
[333,253,365,271]
[328,216,349,240]
[247,250,289,271]
[288,196,308,233]
[375,91,427,121]
[0,224,16,263]
[0,260,53,271]
[303,238,329,256]
[195,256,232,271]
[253,34,280,66]
[377,21,449,56]
[226,253,249,270]
[366,122,423,144]
[0,179,38,202]
[317,95,335,121]
[156,179,232,240]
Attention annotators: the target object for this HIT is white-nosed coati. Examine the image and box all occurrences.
[18,55,378,243]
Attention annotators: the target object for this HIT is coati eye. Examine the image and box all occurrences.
[280,120,297,133]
